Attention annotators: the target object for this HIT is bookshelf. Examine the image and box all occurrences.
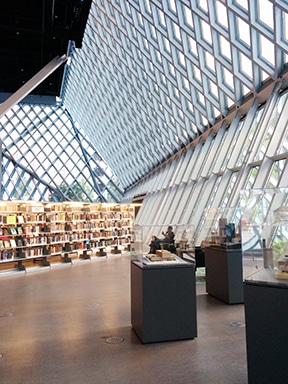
[0,201,134,272]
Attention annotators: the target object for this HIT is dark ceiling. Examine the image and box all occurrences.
[0,0,92,99]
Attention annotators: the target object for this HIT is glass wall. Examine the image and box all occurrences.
[129,87,288,246]
[0,104,124,202]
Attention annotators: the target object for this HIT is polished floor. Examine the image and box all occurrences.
[0,253,247,384]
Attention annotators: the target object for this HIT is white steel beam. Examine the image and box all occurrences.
[0,55,67,118]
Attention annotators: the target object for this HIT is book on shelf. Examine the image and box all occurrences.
[1,250,14,260]
[16,226,23,234]
[10,239,16,248]
[4,240,11,248]
[0,202,135,263]
[16,238,23,247]
[17,215,24,224]
[4,215,17,225]
[2,228,10,235]
[9,227,17,235]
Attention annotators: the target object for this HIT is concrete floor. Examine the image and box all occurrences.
[0,253,247,384]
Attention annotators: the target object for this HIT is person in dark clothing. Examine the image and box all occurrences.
[148,226,175,254]
[161,226,175,242]
[149,235,159,254]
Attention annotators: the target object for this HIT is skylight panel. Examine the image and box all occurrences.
[205,51,216,73]
[219,35,232,61]
[150,24,157,40]
[144,0,152,15]
[212,106,221,118]
[187,100,194,114]
[156,50,162,64]
[174,86,180,98]
[259,35,275,66]
[198,0,208,13]
[183,5,194,29]
[178,51,186,68]
[215,0,228,28]
[187,36,198,56]
[168,0,177,13]
[178,108,184,119]
[182,76,190,91]
[237,17,251,47]
[226,95,235,108]
[124,1,132,16]
[194,65,202,82]
[164,37,172,54]
[258,0,274,30]
[197,90,206,107]
[209,79,219,99]
[137,11,144,28]
[201,114,208,127]
[201,19,213,45]
[161,73,167,84]
[242,83,251,97]
[173,22,182,42]
[169,62,176,77]
[283,11,288,41]
[158,8,167,29]
[239,52,253,79]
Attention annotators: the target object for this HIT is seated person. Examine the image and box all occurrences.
[148,226,175,254]
[149,235,159,254]
[161,226,175,243]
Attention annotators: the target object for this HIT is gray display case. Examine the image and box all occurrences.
[199,207,243,304]
[205,245,243,304]
[131,259,197,343]
[197,207,242,248]
[240,187,288,384]
[130,224,197,343]
[131,224,195,266]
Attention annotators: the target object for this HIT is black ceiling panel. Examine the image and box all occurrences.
[0,0,92,98]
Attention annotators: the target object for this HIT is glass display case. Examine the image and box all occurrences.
[130,223,198,342]
[131,224,195,267]
[198,207,242,249]
[240,187,288,286]
[240,187,288,384]
[200,207,243,304]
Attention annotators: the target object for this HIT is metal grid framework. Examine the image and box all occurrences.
[127,83,288,245]
[0,104,124,202]
[61,0,288,189]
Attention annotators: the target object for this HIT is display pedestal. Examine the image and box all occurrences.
[244,271,288,384]
[195,246,205,268]
[205,245,243,304]
[131,260,197,343]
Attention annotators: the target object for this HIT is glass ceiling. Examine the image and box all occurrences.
[0,104,124,202]
[61,0,288,189]
[1,0,288,202]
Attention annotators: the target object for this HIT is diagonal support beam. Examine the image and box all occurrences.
[0,55,68,119]
[2,151,67,200]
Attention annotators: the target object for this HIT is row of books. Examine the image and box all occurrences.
[0,250,14,260]
[18,248,43,258]
[0,238,46,249]
[1,248,44,260]
[0,237,64,249]
[0,224,133,237]
[0,226,44,236]
[0,235,122,250]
